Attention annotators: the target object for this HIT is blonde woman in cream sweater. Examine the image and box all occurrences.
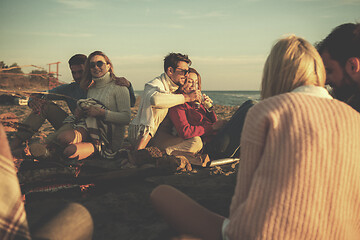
[57,51,131,160]
[150,36,360,240]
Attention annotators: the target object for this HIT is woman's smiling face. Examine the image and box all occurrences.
[180,72,198,94]
[90,55,110,78]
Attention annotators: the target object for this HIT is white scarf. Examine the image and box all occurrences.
[291,85,333,99]
[130,73,178,137]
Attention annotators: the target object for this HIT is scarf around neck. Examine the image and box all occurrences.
[131,73,179,135]
[291,85,333,99]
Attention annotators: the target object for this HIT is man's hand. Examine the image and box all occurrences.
[183,90,201,103]
[114,77,130,88]
[212,119,227,131]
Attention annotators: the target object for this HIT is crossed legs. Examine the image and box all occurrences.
[56,127,95,160]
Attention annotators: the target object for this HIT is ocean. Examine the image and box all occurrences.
[134,90,261,107]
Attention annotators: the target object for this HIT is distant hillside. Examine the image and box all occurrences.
[0,75,64,91]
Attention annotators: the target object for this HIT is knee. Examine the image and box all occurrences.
[57,130,76,145]
[193,136,203,146]
[63,143,95,160]
[150,185,174,206]
[66,203,94,230]
[31,202,93,240]
[188,136,203,153]
[63,144,77,158]
[29,98,49,112]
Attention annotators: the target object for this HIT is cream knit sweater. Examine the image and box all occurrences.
[227,92,360,239]
[87,73,131,151]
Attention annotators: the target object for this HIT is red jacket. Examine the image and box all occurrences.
[168,102,217,142]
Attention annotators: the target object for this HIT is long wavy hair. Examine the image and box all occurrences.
[188,67,202,91]
[261,35,326,99]
[80,51,116,90]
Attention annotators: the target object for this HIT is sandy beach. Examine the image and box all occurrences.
[1,98,239,240]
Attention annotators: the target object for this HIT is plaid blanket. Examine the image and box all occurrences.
[0,153,31,240]
[76,98,117,159]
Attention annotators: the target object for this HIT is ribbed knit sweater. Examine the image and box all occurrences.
[87,73,131,151]
[226,92,360,239]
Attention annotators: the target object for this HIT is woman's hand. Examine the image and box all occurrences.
[202,94,214,110]
[74,107,85,119]
[202,94,212,103]
[83,105,106,118]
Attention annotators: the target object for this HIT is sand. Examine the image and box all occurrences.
[1,99,240,240]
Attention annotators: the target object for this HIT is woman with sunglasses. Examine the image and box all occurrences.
[150,67,254,165]
[150,35,360,239]
[56,51,131,160]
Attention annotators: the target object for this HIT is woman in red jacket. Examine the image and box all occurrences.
[148,68,222,166]
[165,68,255,161]
[168,68,226,147]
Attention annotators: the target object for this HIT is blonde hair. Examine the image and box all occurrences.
[261,35,326,99]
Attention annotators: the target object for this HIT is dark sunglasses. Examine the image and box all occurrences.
[90,61,106,69]
[175,68,190,76]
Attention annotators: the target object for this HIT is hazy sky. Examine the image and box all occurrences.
[1,0,359,90]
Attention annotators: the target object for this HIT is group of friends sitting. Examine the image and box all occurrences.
[10,51,252,168]
[1,22,360,239]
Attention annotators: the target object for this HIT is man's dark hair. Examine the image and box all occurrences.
[68,54,87,66]
[163,53,191,73]
[316,23,360,66]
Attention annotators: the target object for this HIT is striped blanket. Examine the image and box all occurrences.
[0,153,31,239]
[76,98,118,159]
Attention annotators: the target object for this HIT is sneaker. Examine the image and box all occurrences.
[156,155,193,172]
[129,146,164,166]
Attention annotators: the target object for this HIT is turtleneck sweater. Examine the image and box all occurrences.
[87,72,131,150]
[226,92,360,239]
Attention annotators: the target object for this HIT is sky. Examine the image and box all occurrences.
[0,0,359,91]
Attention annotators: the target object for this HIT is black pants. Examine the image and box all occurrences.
[204,100,256,160]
